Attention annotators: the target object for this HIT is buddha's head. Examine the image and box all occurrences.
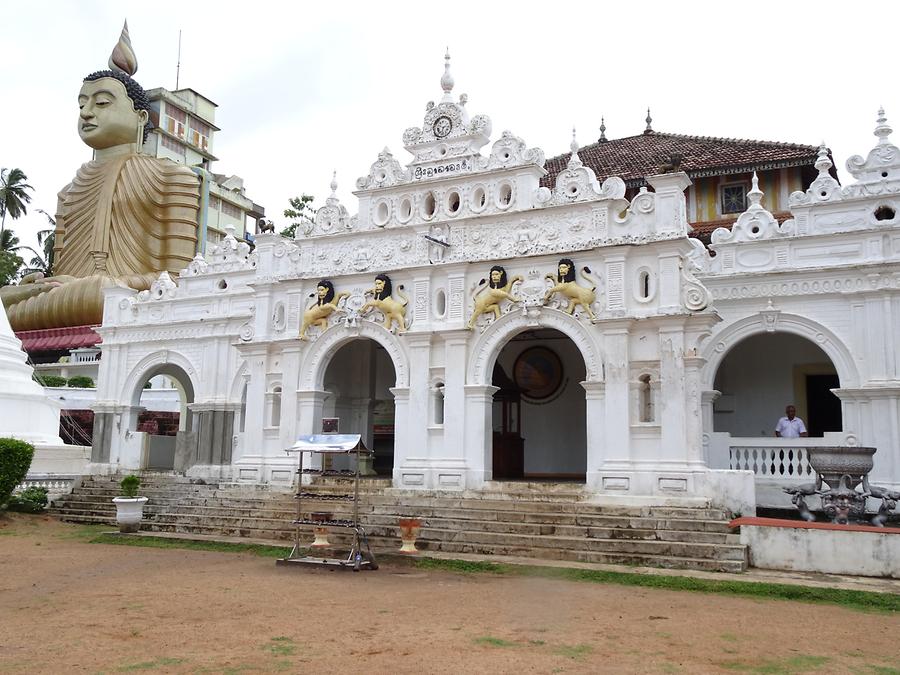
[78,21,152,151]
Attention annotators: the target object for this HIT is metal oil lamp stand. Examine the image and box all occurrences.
[277,434,378,571]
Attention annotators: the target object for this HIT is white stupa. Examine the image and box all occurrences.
[0,305,64,445]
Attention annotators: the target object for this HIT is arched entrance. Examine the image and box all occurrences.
[713,332,842,437]
[322,339,397,476]
[129,363,196,470]
[491,328,587,481]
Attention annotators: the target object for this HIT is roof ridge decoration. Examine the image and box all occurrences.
[315,172,352,234]
[541,128,627,205]
[474,130,545,171]
[789,143,841,207]
[356,147,411,190]
[843,107,900,192]
[399,51,492,168]
[711,172,789,244]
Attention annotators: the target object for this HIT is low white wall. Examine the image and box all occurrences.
[28,443,91,475]
[737,518,900,578]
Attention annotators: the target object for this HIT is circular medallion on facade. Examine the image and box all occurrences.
[513,346,563,400]
[433,115,452,138]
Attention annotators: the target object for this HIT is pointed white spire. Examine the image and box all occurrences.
[747,171,763,209]
[814,142,833,178]
[567,126,582,167]
[599,116,607,142]
[644,107,653,134]
[330,170,338,197]
[875,107,892,144]
[440,48,454,102]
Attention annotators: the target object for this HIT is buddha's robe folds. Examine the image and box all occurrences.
[2,154,199,331]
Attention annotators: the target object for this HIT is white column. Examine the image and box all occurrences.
[402,334,432,467]
[600,321,631,469]
[296,389,327,472]
[389,386,411,486]
[659,325,687,464]
[279,344,303,451]
[463,384,499,486]
[582,380,606,483]
[683,355,706,467]
[701,389,721,465]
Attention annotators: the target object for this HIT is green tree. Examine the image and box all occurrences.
[0,251,22,286]
[0,168,34,238]
[20,209,56,277]
[281,194,316,238]
[0,229,36,285]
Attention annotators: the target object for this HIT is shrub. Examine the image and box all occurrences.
[67,376,95,388]
[36,375,67,388]
[120,474,141,498]
[7,486,48,513]
[0,438,35,507]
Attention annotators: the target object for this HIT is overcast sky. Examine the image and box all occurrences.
[3,1,897,254]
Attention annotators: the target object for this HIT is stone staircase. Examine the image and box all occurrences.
[50,474,749,573]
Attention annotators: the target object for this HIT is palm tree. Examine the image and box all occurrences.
[0,167,34,237]
[1,228,41,270]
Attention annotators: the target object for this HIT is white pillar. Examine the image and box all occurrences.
[600,322,631,469]
[463,384,499,486]
[659,325,688,464]
[279,344,304,451]
[582,380,605,484]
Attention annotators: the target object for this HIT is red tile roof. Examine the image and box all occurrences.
[16,325,101,352]
[542,131,820,189]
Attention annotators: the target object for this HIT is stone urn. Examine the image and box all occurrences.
[111,497,148,533]
[807,446,876,490]
[398,517,423,554]
[310,511,332,548]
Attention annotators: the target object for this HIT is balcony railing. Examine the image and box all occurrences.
[728,446,814,479]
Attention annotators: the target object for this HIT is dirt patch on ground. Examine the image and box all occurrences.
[1,513,898,674]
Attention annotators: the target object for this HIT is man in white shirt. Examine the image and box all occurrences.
[775,405,808,438]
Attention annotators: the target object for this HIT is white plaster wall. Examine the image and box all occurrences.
[740,523,900,578]
[713,333,836,436]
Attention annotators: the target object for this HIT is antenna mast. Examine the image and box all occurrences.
[175,30,182,89]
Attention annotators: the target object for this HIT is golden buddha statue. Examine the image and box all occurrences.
[1,23,199,331]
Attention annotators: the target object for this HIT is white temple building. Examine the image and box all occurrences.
[84,56,900,515]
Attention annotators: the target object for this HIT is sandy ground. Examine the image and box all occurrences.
[1,514,898,675]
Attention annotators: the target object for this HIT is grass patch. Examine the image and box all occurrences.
[554,643,593,659]
[90,533,291,558]
[413,558,900,614]
[866,667,900,675]
[263,637,296,656]
[722,655,830,673]
[415,557,506,574]
[474,636,518,648]
[117,657,185,671]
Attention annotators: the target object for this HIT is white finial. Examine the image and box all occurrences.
[599,116,607,142]
[814,142,833,177]
[330,170,338,197]
[875,107,892,144]
[644,107,653,134]
[440,48,454,100]
[567,126,582,167]
[747,171,763,209]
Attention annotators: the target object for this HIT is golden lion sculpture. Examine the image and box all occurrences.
[300,279,349,340]
[361,273,408,332]
[544,258,598,319]
[467,265,522,329]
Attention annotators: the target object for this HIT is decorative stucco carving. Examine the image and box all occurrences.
[712,173,785,244]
